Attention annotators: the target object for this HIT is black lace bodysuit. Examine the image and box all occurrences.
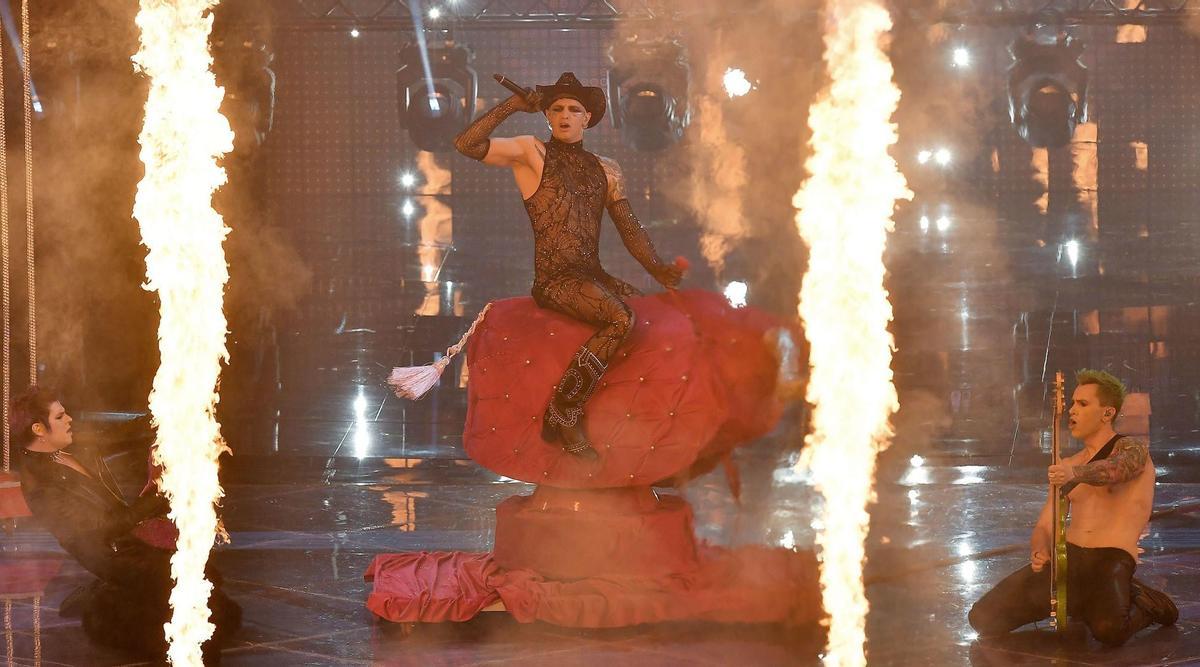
[523,137,666,362]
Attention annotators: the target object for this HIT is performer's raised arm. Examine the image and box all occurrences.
[599,156,682,288]
[453,93,543,166]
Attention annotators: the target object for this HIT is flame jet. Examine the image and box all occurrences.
[132,1,234,664]
[793,0,911,664]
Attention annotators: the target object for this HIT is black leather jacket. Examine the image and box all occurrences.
[19,446,170,590]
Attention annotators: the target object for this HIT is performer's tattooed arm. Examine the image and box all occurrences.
[1070,437,1149,486]
[599,157,682,288]
[453,93,540,162]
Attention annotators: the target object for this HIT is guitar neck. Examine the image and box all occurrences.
[1049,371,1068,632]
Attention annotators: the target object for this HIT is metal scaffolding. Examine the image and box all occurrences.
[279,0,665,30]
[937,0,1196,25]
[276,0,1198,30]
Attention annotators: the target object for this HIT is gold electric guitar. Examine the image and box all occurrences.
[1049,371,1068,632]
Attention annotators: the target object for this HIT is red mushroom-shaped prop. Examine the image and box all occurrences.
[366,290,821,628]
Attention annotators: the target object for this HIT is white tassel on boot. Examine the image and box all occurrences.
[388,303,492,400]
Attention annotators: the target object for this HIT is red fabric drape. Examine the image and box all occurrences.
[364,546,822,627]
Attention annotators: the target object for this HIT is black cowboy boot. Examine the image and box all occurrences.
[1131,578,1178,626]
[542,347,604,460]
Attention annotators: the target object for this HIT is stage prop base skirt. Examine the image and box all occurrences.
[364,486,822,628]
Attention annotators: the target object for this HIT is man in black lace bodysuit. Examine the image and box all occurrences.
[454,72,682,459]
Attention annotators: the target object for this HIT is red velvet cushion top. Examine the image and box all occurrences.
[464,290,792,489]
[464,293,725,488]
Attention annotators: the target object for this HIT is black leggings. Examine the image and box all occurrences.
[968,543,1150,646]
[533,275,634,364]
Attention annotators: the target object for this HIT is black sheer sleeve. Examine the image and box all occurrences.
[598,156,666,273]
[608,199,667,272]
[453,96,524,161]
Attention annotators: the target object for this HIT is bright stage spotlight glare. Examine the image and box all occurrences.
[402,200,416,217]
[1064,239,1080,267]
[429,7,442,19]
[916,149,932,164]
[723,68,752,98]
[350,28,361,38]
[723,281,748,308]
[400,172,416,188]
[919,215,930,232]
[934,147,952,165]
[936,215,951,232]
[952,47,970,68]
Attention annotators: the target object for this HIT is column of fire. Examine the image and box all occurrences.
[793,0,910,664]
[132,1,233,664]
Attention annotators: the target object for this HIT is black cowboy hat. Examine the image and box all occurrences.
[536,72,607,128]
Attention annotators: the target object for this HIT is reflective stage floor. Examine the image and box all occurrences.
[2,392,1198,666]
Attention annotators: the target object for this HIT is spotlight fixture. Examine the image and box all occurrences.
[934,147,952,166]
[400,172,417,188]
[350,28,361,38]
[936,215,951,232]
[1007,27,1088,148]
[917,149,932,165]
[211,33,276,156]
[396,42,478,153]
[952,47,970,68]
[607,38,691,152]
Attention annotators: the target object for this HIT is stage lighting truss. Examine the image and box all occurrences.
[1006,28,1088,148]
[282,0,663,29]
[607,38,691,152]
[396,42,479,153]
[941,0,1195,25]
